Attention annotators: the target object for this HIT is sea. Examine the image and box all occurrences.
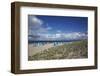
[28,40,81,46]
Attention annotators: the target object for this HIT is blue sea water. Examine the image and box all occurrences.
[28,40,81,46]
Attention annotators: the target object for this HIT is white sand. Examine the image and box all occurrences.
[28,43,54,56]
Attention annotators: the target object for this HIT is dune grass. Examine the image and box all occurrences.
[28,40,88,60]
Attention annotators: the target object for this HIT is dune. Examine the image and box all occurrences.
[28,40,88,60]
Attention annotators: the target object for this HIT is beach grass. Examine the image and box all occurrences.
[28,40,88,60]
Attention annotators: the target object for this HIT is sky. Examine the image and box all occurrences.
[28,15,88,41]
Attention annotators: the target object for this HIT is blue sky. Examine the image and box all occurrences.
[28,15,88,41]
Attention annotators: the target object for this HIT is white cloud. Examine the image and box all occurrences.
[31,16,43,26]
[29,16,48,35]
[30,32,87,41]
[61,32,87,40]
[28,16,53,40]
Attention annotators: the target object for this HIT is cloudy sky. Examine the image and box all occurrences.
[28,15,88,41]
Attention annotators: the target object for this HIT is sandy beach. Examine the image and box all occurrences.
[28,40,87,60]
[28,43,54,56]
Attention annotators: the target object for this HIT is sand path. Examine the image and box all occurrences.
[28,43,54,56]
